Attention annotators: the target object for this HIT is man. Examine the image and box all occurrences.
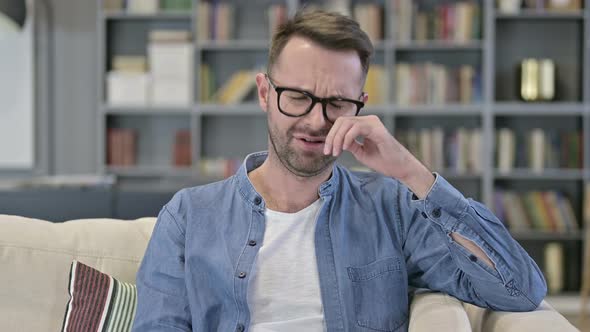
[133,10,546,332]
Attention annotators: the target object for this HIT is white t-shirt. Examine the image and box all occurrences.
[247,198,326,332]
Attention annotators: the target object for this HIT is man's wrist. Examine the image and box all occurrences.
[398,163,435,200]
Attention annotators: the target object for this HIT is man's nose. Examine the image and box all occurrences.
[306,101,328,127]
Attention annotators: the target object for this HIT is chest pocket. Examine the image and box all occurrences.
[347,257,408,331]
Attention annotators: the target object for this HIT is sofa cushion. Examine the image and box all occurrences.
[62,260,137,332]
[0,215,156,332]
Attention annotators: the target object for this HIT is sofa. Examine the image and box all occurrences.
[0,214,579,332]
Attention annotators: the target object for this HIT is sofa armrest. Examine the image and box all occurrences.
[463,300,579,332]
[409,291,472,332]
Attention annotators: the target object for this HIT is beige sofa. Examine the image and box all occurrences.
[0,214,579,332]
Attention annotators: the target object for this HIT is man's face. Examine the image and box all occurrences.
[257,36,365,178]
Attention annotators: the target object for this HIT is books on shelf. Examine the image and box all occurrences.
[112,55,148,73]
[364,65,386,105]
[211,70,257,104]
[107,71,150,106]
[494,190,579,233]
[198,1,235,41]
[393,0,481,43]
[126,0,159,14]
[148,29,194,106]
[200,158,242,178]
[544,242,564,294]
[173,129,192,166]
[395,62,481,105]
[353,3,384,42]
[495,128,583,172]
[108,55,150,106]
[396,127,482,173]
[102,0,191,13]
[160,0,192,12]
[107,128,137,166]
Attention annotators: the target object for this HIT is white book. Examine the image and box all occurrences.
[544,242,564,294]
[151,78,193,106]
[469,129,482,172]
[127,0,158,14]
[148,43,193,80]
[395,63,410,106]
[497,128,515,173]
[107,71,150,106]
[529,128,545,173]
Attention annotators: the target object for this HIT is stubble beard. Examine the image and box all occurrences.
[267,111,336,178]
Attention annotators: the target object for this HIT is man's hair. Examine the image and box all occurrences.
[267,9,374,79]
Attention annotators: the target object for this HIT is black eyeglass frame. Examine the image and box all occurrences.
[265,74,365,123]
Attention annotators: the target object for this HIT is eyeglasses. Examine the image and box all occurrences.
[265,74,365,123]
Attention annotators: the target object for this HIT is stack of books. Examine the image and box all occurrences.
[148,30,194,106]
[107,56,149,106]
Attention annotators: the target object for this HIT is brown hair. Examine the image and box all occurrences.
[267,9,374,79]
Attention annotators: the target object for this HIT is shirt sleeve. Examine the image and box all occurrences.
[399,173,547,312]
[132,205,192,331]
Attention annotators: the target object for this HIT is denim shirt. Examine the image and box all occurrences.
[133,151,547,332]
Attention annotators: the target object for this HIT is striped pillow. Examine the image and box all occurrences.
[61,260,137,332]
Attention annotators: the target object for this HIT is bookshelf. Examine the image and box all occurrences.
[98,0,590,296]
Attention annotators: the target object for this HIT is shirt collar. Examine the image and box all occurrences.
[234,151,340,211]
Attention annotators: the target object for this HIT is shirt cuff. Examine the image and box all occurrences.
[410,173,470,232]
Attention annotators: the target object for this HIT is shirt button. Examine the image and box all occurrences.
[254,197,262,205]
[238,271,247,278]
[248,240,257,246]
[432,207,442,218]
[469,255,478,262]
[421,211,428,219]
[236,324,245,332]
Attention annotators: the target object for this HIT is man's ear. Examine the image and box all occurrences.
[255,73,270,112]
[362,92,369,104]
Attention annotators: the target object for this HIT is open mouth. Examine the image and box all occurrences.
[299,137,324,144]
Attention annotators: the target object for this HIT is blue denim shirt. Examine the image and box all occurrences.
[133,151,547,332]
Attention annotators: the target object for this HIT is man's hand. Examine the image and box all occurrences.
[323,115,435,199]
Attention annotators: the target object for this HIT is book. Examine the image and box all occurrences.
[214,70,257,104]
[173,130,191,166]
[126,0,158,14]
[544,242,564,294]
[112,55,147,73]
[107,72,150,106]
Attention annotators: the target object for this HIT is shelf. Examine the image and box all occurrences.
[103,105,193,115]
[102,11,192,20]
[199,40,269,51]
[494,102,585,115]
[511,231,583,241]
[199,103,263,116]
[107,165,197,177]
[395,40,483,51]
[394,104,483,116]
[494,168,585,180]
[496,10,584,20]
[438,171,482,180]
